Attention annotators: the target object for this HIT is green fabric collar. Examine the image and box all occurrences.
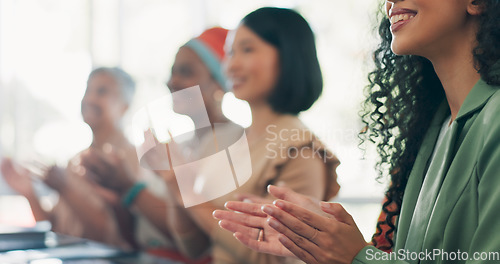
[455,78,499,122]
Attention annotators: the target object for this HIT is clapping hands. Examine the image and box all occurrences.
[214,185,368,264]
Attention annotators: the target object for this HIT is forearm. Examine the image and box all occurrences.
[58,185,113,240]
[165,192,211,258]
[164,176,219,235]
[132,189,172,240]
[25,194,49,222]
[110,202,137,249]
[187,203,220,235]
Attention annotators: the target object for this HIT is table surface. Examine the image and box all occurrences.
[0,229,184,264]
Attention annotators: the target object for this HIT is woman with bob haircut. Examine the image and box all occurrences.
[215,0,500,263]
[164,7,341,264]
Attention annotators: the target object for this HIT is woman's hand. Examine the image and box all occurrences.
[141,129,183,185]
[79,149,136,196]
[43,165,68,192]
[1,158,35,197]
[264,186,368,264]
[213,185,326,258]
[214,185,368,263]
[234,193,274,204]
[213,200,295,258]
[1,158,71,195]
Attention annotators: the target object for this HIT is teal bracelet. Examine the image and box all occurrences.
[121,182,147,207]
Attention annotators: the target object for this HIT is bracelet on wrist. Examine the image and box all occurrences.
[121,182,147,208]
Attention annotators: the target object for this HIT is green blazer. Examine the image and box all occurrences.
[354,78,500,264]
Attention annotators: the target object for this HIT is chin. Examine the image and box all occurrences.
[231,87,250,99]
[234,94,254,104]
[391,41,414,56]
[83,119,98,129]
[231,90,246,100]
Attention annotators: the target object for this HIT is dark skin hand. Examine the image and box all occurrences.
[80,149,136,196]
[44,165,70,193]
[80,148,175,246]
[79,149,138,247]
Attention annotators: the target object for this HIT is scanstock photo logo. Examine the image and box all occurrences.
[133,85,252,207]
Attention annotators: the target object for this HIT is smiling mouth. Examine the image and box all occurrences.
[82,104,101,116]
[231,77,246,88]
[390,13,416,25]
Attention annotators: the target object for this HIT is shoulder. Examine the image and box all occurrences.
[477,86,500,143]
[267,115,316,148]
[265,115,341,199]
[266,115,339,165]
[480,86,500,124]
[475,86,500,177]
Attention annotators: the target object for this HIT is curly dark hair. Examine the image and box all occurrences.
[362,0,500,251]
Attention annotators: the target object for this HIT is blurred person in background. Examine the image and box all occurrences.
[161,7,341,264]
[80,27,236,262]
[167,27,235,143]
[0,67,151,249]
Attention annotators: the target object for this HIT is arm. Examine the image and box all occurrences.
[464,112,500,263]
[80,149,175,246]
[131,187,173,241]
[160,168,213,259]
[25,193,49,222]
[48,164,118,243]
[107,195,138,249]
[165,188,211,259]
[355,111,500,264]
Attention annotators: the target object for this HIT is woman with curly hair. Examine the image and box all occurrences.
[214,0,500,263]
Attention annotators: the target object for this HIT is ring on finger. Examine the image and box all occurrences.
[257,228,265,241]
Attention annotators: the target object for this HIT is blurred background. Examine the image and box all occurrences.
[0,0,387,240]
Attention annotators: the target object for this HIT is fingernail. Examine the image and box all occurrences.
[273,200,285,208]
[320,201,331,209]
[278,234,288,245]
[276,181,286,187]
[267,217,279,228]
[224,202,230,209]
[262,205,273,215]
[243,199,252,203]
